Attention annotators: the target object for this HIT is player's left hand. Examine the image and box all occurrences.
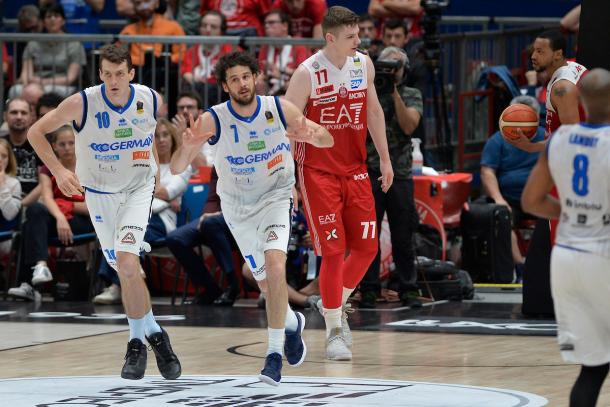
[379,159,394,193]
[505,129,535,152]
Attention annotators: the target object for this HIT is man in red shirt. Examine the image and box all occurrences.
[200,0,272,36]
[274,0,327,38]
[285,6,393,361]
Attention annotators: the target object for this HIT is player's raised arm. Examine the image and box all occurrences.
[280,97,334,148]
[284,65,311,113]
[365,54,394,192]
[170,112,215,175]
[27,93,84,196]
[521,149,560,219]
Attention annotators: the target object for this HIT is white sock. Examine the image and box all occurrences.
[323,307,342,338]
[285,304,299,333]
[127,316,145,341]
[143,309,162,337]
[267,327,285,356]
[342,287,354,305]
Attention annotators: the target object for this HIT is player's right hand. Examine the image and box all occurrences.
[55,167,83,198]
[182,114,213,147]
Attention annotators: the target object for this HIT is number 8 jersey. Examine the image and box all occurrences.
[548,123,610,257]
[73,83,158,193]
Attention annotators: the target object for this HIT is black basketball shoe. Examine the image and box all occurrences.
[121,338,147,380]
[146,328,182,379]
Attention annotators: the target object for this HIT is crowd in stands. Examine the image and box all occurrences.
[0,0,548,309]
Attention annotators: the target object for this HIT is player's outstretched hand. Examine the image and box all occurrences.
[55,167,84,198]
[379,159,394,193]
[182,114,213,148]
[286,117,334,148]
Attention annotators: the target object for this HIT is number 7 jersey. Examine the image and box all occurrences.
[548,123,610,257]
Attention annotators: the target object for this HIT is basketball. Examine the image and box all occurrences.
[499,104,539,140]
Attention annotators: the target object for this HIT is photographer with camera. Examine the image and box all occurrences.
[360,46,423,309]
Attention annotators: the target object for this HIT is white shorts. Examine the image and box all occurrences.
[223,198,292,281]
[551,245,610,366]
[85,181,154,270]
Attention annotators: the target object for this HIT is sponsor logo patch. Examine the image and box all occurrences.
[313,96,337,106]
[267,154,283,169]
[133,151,150,160]
[248,141,266,151]
[326,228,338,240]
[350,69,363,78]
[131,118,148,125]
[350,79,363,89]
[136,100,144,114]
[94,215,103,223]
[114,128,133,138]
[318,213,336,225]
[231,167,255,175]
[266,231,278,242]
[121,232,136,245]
[118,118,128,127]
[263,126,282,136]
[89,135,153,152]
[265,111,274,123]
[338,86,348,98]
[315,84,334,95]
[120,225,144,232]
[353,172,369,181]
[94,154,119,162]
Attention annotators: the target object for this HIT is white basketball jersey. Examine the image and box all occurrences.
[74,83,158,193]
[548,123,610,257]
[208,95,294,214]
[545,61,587,137]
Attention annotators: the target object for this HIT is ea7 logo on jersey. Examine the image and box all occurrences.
[320,103,364,125]
[318,213,336,225]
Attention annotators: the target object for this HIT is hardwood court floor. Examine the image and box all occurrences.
[2,324,610,406]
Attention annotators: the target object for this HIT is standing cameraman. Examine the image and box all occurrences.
[360,46,423,309]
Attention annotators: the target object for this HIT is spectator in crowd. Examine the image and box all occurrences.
[181,11,232,108]
[273,0,327,38]
[8,126,93,302]
[115,0,136,19]
[0,138,23,255]
[166,168,239,306]
[11,5,43,78]
[57,0,104,39]
[120,0,185,118]
[382,18,409,50]
[359,46,423,309]
[1,98,41,207]
[480,95,545,276]
[2,44,8,79]
[22,83,44,119]
[369,0,423,39]
[258,9,310,96]
[165,0,200,35]
[358,13,382,60]
[93,119,191,304]
[36,92,63,120]
[172,92,211,167]
[120,0,186,66]
[200,0,271,37]
[11,4,86,98]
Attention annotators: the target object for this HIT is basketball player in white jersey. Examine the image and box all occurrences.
[26,44,181,381]
[522,68,610,407]
[170,51,333,386]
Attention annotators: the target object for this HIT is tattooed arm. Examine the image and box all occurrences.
[551,79,581,125]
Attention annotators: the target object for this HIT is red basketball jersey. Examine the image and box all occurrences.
[296,51,368,176]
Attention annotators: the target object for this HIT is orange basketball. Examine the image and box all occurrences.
[499,104,539,141]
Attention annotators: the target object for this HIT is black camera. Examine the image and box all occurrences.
[373,60,403,95]
[420,0,450,66]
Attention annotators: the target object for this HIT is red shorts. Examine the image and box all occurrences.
[298,165,378,256]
